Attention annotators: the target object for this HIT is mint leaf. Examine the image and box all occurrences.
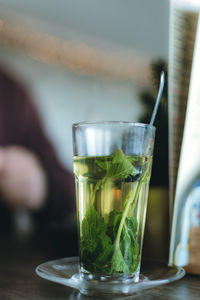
[80,205,113,274]
[94,159,110,171]
[121,216,139,273]
[108,211,139,274]
[107,209,122,242]
[111,247,125,273]
[95,149,139,180]
[107,208,139,274]
[125,216,138,239]
[80,206,106,254]
[92,234,113,273]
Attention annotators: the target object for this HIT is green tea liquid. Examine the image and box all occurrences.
[74,150,152,280]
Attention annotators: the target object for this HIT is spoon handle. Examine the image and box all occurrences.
[150,71,165,126]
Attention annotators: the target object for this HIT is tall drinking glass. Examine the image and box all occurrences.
[72,121,155,283]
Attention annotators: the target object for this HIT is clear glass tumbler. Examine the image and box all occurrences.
[72,121,155,282]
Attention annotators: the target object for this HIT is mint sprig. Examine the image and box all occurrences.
[80,150,150,275]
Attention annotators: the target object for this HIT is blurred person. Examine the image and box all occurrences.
[0,66,76,245]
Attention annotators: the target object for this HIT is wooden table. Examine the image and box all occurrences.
[1,237,200,300]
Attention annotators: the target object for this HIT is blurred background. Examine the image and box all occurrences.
[0,0,169,171]
[0,0,170,261]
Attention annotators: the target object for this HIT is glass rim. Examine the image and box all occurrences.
[72,121,156,130]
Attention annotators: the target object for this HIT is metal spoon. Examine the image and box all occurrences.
[149,71,165,126]
[144,71,165,156]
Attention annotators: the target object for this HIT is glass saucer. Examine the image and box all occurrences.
[35,257,185,298]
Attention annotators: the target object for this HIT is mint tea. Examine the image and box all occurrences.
[74,149,152,281]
